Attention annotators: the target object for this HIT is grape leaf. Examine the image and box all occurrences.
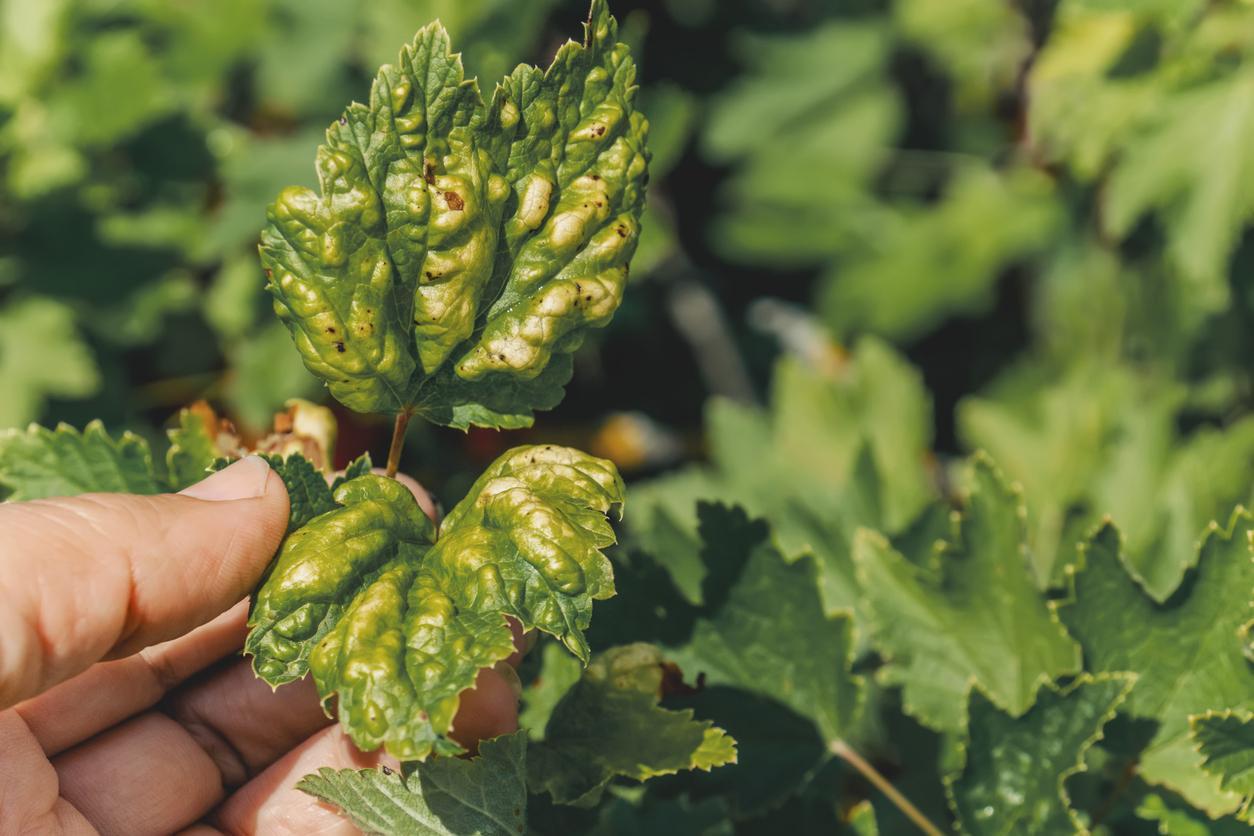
[0,296,100,429]
[628,338,937,617]
[298,731,528,835]
[166,405,225,491]
[246,444,624,760]
[1192,710,1254,820]
[0,420,159,501]
[518,641,584,740]
[529,643,737,806]
[671,504,865,747]
[851,453,1081,733]
[946,674,1134,835]
[1056,513,1254,817]
[259,0,649,426]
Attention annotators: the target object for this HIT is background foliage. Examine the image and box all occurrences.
[4,0,1254,832]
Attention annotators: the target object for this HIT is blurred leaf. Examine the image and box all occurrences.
[0,296,99,428]
[225,321,322,432]
[519,640,585,741]
[630,338,936,616]
[820,165,1061,341]
[704,22,900,266]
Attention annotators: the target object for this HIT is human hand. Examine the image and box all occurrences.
[0,457,523,835]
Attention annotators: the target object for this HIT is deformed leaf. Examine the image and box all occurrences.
[946,674,1134,835]
[0,420,159,501]
[1191,710,1254,819]
[260,0,649,427]
[528,643,737,806]
[852,453,1081,733]
[1056,512,1254,817]
[246,444,624,760]
[298,731,528,835]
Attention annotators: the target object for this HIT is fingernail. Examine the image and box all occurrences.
[180,456,273,501]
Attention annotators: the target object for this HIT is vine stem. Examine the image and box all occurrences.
[829,739,944,836]
[385,410,412,479]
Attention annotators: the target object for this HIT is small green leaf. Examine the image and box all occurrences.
[529,643,737,806]
[1192,710,1254,818]
[166,407,222,491]
[247,445,624,760]
[1057,512,1254,817]
[0,420,159,501]
[852,454,1081,733]
[518,641,584,741]
[298,731,528,835]
[260,0,649,427]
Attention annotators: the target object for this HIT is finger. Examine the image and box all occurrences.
[212,724,394,836]
[213,667,520,833]
[0,456,289,708]
[159,659,333,786]
[50,669,330,834]
[54,712,225,835]
[0,709,95,834]
[16,600,250,756]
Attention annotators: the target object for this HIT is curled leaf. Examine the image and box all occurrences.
[260,0,650,427]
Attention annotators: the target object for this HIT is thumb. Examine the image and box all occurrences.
[0,456,289,709]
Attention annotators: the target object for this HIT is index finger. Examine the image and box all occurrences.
[0,457,289,708]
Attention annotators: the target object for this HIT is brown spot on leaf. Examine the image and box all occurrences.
[338,115,348,126]
[263,268,273,278]
[615,225,628,238]
[424,162,436,184]
[325,327,336,334]
[593,124,606,137]
[334,341,346,353]
[381,765,393,776]
[444,191,465,211]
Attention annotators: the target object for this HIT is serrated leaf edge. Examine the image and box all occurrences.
[942,672,1137,836]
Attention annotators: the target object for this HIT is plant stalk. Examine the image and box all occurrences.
[385,411,412,479]
[830,739,944,836]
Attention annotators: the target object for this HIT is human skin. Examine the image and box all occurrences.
[0,456,521,835]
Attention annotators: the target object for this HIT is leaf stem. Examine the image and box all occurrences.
[830,739,944,836]
[385,411,412,479]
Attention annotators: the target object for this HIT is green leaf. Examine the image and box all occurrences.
[946,674,1134,835]
[672,504,865,746]
[298,731,528,835]
[529,643,737,806]
[0,421,159,501]
[1056,513,1254,817]
[629,338,937,617]
[260,0,649,426]
[0,296,100,429]
[247,445,624,760]
[166,406,222,491]
[852,454,1081,733]
[1137,793,1252,835]
[1192,710,1254,818]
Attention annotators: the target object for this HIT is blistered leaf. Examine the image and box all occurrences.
[298,731,528,835]
[0,420,159,501]
[247,445,624,760]
[1057,514,1254,817]
[529,643,737,806]
[260,0,649,426]
[852,454,1081,733]
[946,674,1134,835]
[1192,710,1254,814]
